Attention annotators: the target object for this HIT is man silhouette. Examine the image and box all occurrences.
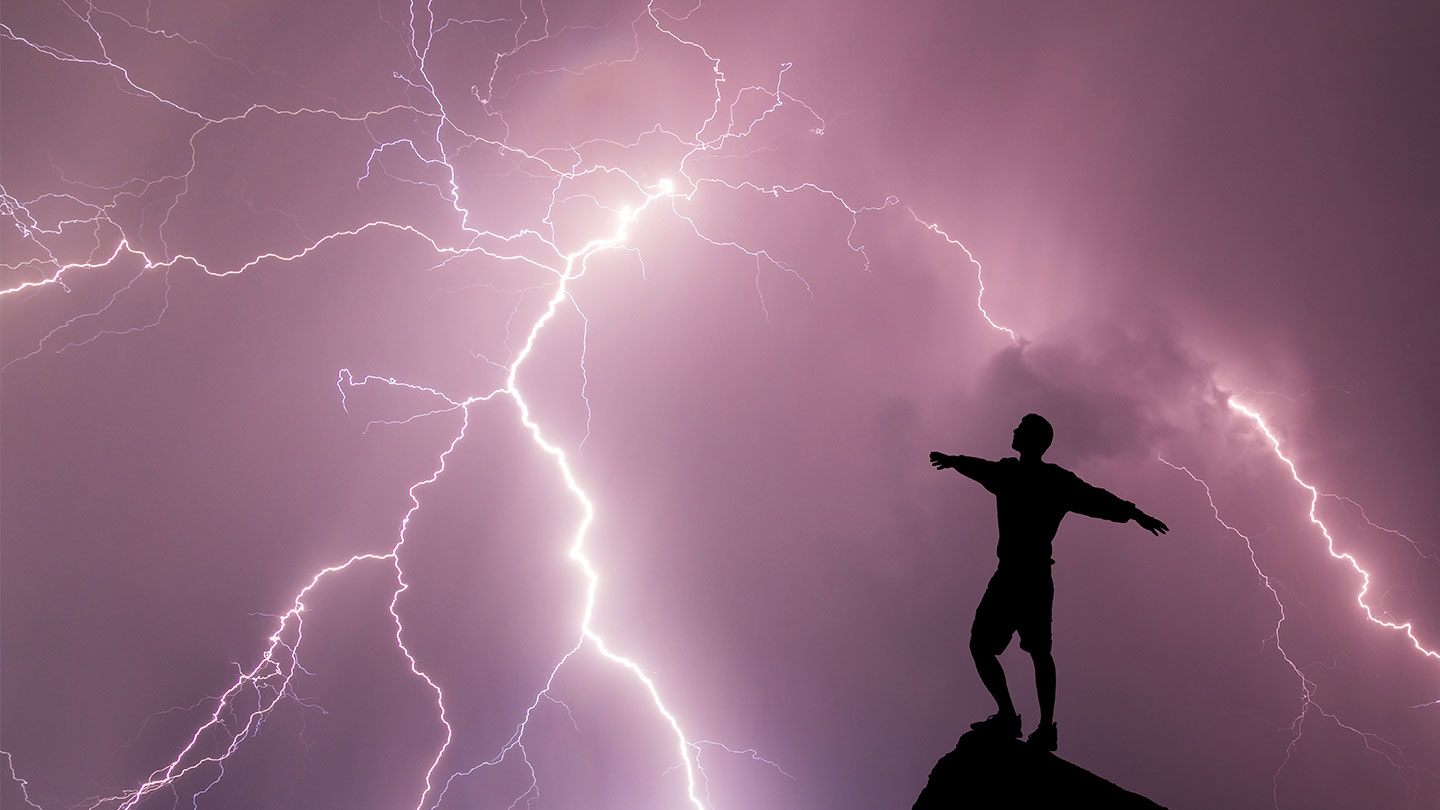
[929,413,1168,751]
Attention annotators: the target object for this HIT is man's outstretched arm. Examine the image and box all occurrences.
[929,451,1001,491]
[1067,474,1169,536]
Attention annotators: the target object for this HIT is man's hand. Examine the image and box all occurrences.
[930,451,956,470]
[1133,510,1169,536]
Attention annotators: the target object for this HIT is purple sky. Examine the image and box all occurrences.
[3,2,1438,809]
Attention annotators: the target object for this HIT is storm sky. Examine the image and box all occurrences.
[3,2,1438,809]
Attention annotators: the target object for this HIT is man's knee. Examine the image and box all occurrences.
[970,630,1006,658]
[1017,634,1052,655]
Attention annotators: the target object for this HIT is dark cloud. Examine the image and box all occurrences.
[957,322,1224,463]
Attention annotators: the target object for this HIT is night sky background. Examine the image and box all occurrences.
[3,2,1438,809]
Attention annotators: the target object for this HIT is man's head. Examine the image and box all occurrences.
[1011,413,1053,458]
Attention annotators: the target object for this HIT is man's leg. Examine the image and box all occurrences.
[1032,650,1055,727]
[1018,573,1058,750]
[971,638,1015,717]
[969,572,1021,735]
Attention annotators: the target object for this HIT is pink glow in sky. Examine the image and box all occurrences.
[3,2,1438,809]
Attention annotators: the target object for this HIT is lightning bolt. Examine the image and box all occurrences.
[908,209,1017,343]
[1171,399,1437,802]
[2,751,45,810]
[1158,456,1427,807]
[3,2,891,807]
[1223,399,1438,661]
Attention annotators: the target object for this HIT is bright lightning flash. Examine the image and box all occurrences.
[2,2,893,808]
[1226,400,1438,661]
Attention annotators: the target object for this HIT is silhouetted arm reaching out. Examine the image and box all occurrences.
[929,452,1002,491]
[1067,473,1170,536]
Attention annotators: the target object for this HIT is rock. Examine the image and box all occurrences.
[912,731,1167,809]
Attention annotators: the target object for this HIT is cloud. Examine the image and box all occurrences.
[961,320,1225,462]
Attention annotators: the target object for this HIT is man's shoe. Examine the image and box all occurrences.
[1026,721,1058,752]
[969,711,1022,738]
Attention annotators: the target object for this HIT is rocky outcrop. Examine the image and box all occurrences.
[912,731,1167,809]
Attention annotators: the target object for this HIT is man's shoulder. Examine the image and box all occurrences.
[1039,462,1088,489]
[995,457,1031,476]
[1044,461,1078,477]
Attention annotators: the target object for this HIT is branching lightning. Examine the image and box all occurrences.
[1223,399,1438,661]
[1159,456,1426,807]
[3,2,895,807]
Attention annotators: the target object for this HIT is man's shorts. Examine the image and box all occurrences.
[970,568,1055,655]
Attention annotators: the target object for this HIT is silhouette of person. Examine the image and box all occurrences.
[930,413,1168,752]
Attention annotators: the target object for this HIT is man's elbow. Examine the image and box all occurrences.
[1095,501,1139,524]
